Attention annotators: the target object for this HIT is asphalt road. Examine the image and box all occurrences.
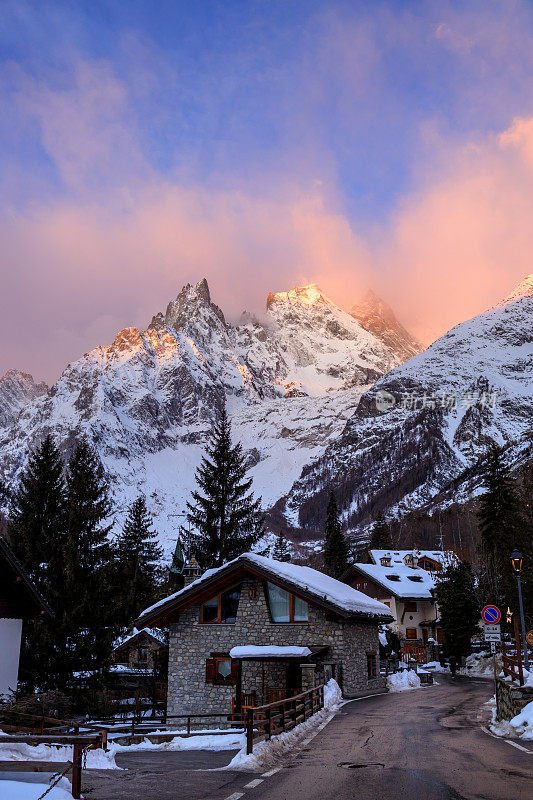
[82,676,532,800]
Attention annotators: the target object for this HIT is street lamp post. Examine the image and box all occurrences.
[511,550,530,672]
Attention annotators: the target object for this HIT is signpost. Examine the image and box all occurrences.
[481,605,501,707]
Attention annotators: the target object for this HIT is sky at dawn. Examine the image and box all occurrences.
[2,0,533,382]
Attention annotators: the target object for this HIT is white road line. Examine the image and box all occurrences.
[244,779,264,789]
[261,767,281,777]
[225,793,245,800]
[481,726,532,754]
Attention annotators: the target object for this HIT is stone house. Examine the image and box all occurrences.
[136,553,392,716]
[0,535,52,697]
[113,628,168,672]
[343,549,455,659]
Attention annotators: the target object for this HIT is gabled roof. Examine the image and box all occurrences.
[368,549,457,568]
[345,561,436,600]
[0,535,53,618]
[136,553,393,627]
[113,627,167,652]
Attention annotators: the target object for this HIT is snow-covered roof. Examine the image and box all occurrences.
[368,549,456,568]
[229,646,312,659]
[137,553,393,625]
[350,562,437,599]
[113,627,167,650]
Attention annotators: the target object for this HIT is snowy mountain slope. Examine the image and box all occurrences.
[0,280,401,550]
[283,275,533,532]
[349,289,422,363]
[0,370,48,429]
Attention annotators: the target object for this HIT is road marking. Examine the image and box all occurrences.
[244,779,264,788]
[225,794,245,800]
[261,767,281,777]
[481,726,533,754]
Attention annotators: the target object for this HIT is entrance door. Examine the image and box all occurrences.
[286,662,302,696]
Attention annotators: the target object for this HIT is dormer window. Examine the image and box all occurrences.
[380,557,391,567]
[386,574,401,581]
[201,585,242,623]
[407,576,423,582]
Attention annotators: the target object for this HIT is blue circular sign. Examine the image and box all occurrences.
[481,605,501,624]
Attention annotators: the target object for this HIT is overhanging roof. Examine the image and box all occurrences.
[136,553,393,628]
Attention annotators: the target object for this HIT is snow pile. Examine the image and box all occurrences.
[229,646,311,659]
[460,652,501,678]
[110,731,245,754]
[509,700,533,740]
[225,679,343,772]
[0,778,73,800]
[387,670,421,692]
[0,740,118,769]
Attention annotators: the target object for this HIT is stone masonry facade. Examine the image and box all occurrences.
[495,676,533,721]
[167,576,385,716]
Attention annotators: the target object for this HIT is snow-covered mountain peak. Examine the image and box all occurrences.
[149,278,226,334]
[0,369,48,429]
[500,274,533,306]
[267,283,332,309]
[350,289,422,363]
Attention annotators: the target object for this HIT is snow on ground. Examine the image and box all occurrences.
[0,739,119,769]
[0,778,73,800]
[224,679,343,772]
[387,670,421,692]
[109,731,245,754]
[508,700,533,740]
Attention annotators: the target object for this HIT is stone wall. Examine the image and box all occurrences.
[167,576,386,716]
[495,677,533,721]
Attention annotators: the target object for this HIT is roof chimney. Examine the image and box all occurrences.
[183,556,202,587]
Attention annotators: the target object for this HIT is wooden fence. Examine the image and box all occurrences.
[501,618,525,686]
[245,684,324,755]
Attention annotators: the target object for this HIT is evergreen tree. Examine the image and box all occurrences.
[369,513,392,550]
[476,446,529,610]
[323,491,350,578]
[272,530,291,562]
[187,405,264,568]
[115,495,164,625]
[434,561,480,662]
[63,439,118,686]
[8,436,68,690]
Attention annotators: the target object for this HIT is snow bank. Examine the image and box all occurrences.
[0,778,73,800]
[509,700,533,740]
[110,732,245,754]
[225,679,343,772]
[387,670,421,692]
[0,740,118,769]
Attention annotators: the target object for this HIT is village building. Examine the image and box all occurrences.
[0,536,52,697]
[136,553,393,716]
[113,627,168,672]
[343,550,454,660]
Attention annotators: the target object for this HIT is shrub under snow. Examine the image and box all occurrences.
[387,669,421,692]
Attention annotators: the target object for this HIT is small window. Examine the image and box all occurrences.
[404,601,417,612]
[380,557,391,566]
[407,576,423,583]
[383,600,391,607]
[138,646,148,662]
[405,628,417,640]
[201,585,242,623]
[205,656,238,685]
[386,574,401,581]
[266,582,308,622]
[366,653,377,679]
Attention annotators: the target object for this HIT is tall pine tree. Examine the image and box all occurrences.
[115,495,164,625]
[63,439,118,685]
[369,513,392,550]
[476,445,529,610]
[434,561,480,662]
[323,491,350,578]
[187,405,264,568]
[8,436,68,690]
[272,530,291,562]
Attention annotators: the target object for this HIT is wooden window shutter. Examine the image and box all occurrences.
[205,658,217,684]
[230,659,239,685]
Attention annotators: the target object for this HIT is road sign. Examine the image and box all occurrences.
[490,642,496,654]
[526,629,533,648]
[482,623,500,635]
[481,605,501,624]
[484,631,500,643]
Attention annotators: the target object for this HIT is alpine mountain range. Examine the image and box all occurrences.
[0,274,531,552]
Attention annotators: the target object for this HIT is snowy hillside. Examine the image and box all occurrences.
[283,275,533,532]
[0,279,404,550]
[0,370,48,429]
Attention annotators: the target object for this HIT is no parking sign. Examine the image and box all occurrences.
[481,605,501,624]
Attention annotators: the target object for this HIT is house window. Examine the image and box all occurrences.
[366,653,377,679]
[380,557,391,567]
[383,601,391,607]
[205,655,238,685]
[266,582,308,622]
[355,581,368,591]
[137,646,148,663]
[201,585,242,623]
[404,601,417,612]
[405,628,417,640]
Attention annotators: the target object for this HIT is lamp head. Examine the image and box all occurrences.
[511,549,523,574]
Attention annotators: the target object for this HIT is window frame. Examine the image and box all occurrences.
[405,627,418,640]
[404,601,417,612]
[265,581,309,624]
[366,652,377,679]
[200,583,242,624]
[205,653,239,686]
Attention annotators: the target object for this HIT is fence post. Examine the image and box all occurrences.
[246,708,254,755]
[71,744,82,800]
[187,716,191,735]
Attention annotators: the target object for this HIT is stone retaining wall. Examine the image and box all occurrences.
[495,677,533,721]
